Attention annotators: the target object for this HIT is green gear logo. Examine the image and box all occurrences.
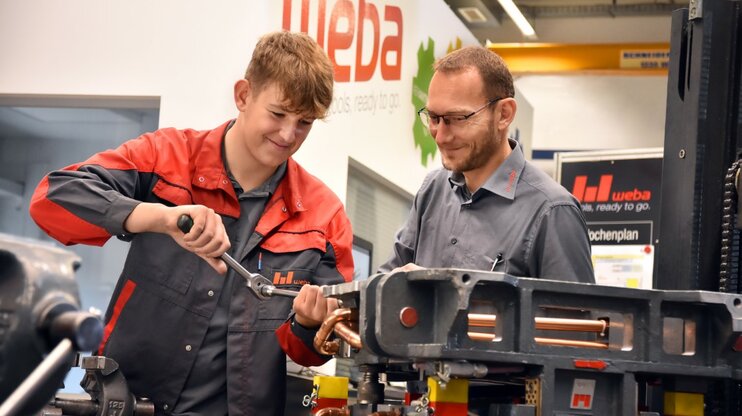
[411,37,463,167]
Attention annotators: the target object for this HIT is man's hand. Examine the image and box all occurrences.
[292,285,338,328]
[391,262,424,273]
[124,203,231,274]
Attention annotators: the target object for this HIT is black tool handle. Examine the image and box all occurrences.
[176,214,195,234]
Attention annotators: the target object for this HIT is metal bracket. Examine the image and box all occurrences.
[689,0,703,20]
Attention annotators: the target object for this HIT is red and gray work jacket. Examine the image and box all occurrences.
[29,121,354,415]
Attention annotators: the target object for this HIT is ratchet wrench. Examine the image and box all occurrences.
[176,214,299,300]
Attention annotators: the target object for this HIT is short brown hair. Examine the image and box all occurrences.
[245,31,334,119]
[434,46,515,100]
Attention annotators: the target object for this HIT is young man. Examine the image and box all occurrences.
[380,46,594,284]
[30,32,353,415]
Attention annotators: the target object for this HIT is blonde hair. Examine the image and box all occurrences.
[434,46,515,100]
[245,31,334,119]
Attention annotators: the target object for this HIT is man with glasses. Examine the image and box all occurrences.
[380,46,594,284]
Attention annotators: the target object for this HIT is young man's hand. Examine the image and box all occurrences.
[292,285,338,328]
[124,203,230,274]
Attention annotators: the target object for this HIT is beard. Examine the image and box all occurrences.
[441,122,500,173]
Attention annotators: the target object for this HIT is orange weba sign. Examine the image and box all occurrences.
[572,175,652,203]
[282,0,403,82]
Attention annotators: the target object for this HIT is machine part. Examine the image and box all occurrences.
[467,313,609,347]
[488,404,536,416]
[434,362,489,383]
[315,408,348,416]
[657,0,742,292]
[0,233,103,416]
[176,215,298,300]
[468,314,608,334]
[525,378,541,409]
[310,375,349,414]
[427,377,468,416]
[324,269,742,415]
[664,391,704,416]
[314,308,361,355]
[533,337,608,349]
[399,307,419,328]
[466,331,608,349]
[409,393,430,414]
[688,0,702,19]
[0,339,75,416]
[532,317,607,334]
[357,366,385,406]
[40,355,154,416]
[302,384,318,409]
[720,159,742,293]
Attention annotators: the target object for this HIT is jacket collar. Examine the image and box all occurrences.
[190,120,307,222]
[192,120,234,195]
[271,158,306,216]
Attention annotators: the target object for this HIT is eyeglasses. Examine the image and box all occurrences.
[417,97,505,130]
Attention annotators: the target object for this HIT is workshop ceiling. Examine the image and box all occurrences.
[509,0,685,18]
[446,0,688,43]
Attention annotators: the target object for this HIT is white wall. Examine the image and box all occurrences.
[0,0,482,203]
[516,74,667,150]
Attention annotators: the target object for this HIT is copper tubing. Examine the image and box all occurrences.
[468,313,498,327]
[534,337,609,349]
[315,310,608,355]
[315,408,349,416]
[468,313,607,334]
[468,331,609,349]
[314,308,361,355]
[468,331,500,342]
[333,320,362,350]
[535,317,607,334]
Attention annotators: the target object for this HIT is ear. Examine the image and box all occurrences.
[497,98,517,131]
[234,79,252,111]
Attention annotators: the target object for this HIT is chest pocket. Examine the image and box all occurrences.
[257,230,327,311]
[152,179,192,206]
[260,230,326,254]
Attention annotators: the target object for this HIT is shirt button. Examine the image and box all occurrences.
[185,344,192,352]
[163,404,169,410]
[281,206,287,213]
[451,238,458,245]
[222,179,228,184]
[208,290,215,297]
[198,176,205,183]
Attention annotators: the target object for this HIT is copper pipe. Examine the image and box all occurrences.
[468,313,607,333]
[468,331,499,342]
[315,408,349,416]
[468,313,498,327]
[333,320,362,350]
[371,411,402,416]
[536,317,607,333]
[534,337,609,349]
[314,308,360,355]
[468,332,609,349]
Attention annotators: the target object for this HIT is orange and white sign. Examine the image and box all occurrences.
[570,378,596,410]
